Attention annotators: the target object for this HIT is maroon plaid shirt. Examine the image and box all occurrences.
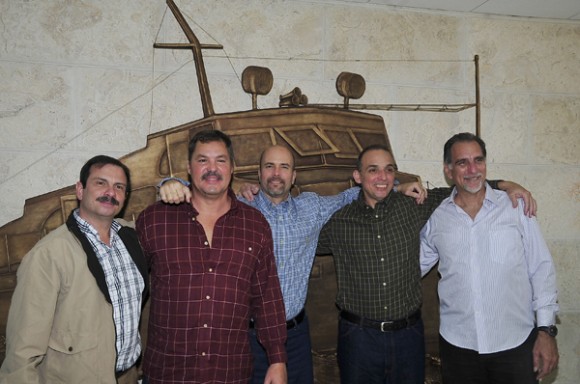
[136,190,287,383]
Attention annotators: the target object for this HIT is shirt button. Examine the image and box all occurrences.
[204,241,209,246]
[381,258,384,262]
[208,268,213,272]
[206,295,210,300]
[377,235,381,239]
[202,352,206,356]
[248,247,253,251]
[375,215,379,218]
[203,324,208,328]
[68,346,73,352]
[191,217,196,221]
[382,282,386,286]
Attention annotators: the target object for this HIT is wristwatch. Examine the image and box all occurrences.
[537,325,558,337]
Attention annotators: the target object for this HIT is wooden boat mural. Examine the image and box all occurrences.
[0,1,482,381]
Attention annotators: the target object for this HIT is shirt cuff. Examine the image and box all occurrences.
[266,345,288,365]
[536,309,557,327]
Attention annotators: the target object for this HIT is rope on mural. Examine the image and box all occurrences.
[1,2,475,189]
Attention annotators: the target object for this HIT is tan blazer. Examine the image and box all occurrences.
[0,217,147,384]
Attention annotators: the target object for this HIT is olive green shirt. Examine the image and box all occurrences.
[317,187,450,320]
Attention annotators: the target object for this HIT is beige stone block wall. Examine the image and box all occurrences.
[0,0,578,381]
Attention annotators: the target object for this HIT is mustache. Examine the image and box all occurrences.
[202,171,223,181]
[96,195,120,206]
[267,176,285,184]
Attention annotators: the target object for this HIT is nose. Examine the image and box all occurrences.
[377,169,389,179]
[467,161,478,173]
[207,159,218,171]
[103,184,115,196]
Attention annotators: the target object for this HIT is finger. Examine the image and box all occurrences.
[511,194,520,209]
[530,197,537,217]
[521,192,530,215]
[533,350,541,376]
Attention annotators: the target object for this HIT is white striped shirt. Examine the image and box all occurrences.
[75,210,144,371]
[420,185,558,353]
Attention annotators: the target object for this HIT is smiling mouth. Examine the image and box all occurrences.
[267,177,285,185]
[464,174,482,182]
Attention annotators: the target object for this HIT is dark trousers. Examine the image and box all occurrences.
[249,314,314,384]
[439,329,539,384]
[337,317,425,384]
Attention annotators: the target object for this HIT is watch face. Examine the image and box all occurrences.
[539,325,558,337]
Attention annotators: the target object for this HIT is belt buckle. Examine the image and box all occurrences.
[380,321,393,332]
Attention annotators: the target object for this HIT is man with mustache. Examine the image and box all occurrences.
[158,143,534,384]
[420,133,558,384]
[136,130,288,384]
[0,155,148,384]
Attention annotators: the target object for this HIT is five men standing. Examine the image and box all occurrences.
[0,130,558,384]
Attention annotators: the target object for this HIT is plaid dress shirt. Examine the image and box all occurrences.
[317,188,450,320]
[243,187,359,320]
[74,210,144,371]
[136,190,286,384]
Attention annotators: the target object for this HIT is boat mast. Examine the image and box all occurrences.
[154,0,223,117]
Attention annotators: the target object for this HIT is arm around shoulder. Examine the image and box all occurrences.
[495,180,537,217]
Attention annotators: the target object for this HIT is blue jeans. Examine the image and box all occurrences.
[337,317,425,384]
[249,314,314,384]
[439,329,539,384]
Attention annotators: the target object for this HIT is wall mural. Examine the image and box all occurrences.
[0,1,483,381]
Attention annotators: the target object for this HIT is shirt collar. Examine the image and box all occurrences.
[73,209,121,238]
[188,188,240,216]
[254,189,297,217]
[448,181,498,208]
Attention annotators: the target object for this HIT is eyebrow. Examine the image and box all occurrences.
[454,155,485,165]
[93,177,127,187]
[196,153,229,160]
[366,164,397,169]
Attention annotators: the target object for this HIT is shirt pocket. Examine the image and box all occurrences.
[488,227,522,266]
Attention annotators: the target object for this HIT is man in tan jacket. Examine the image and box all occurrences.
[0,155,149,384]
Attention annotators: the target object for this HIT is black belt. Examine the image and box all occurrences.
[340,309,421,332]
[250,309,306,330]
